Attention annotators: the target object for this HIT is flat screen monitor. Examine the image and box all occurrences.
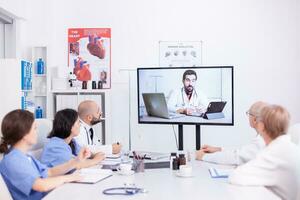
[137,66,234,125]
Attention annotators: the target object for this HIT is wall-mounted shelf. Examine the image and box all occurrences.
[52,89,107,94]
[32,46,48,118]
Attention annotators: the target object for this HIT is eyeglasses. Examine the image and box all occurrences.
[246,111,256,117]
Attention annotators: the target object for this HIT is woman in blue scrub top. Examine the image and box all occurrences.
[0,109,89,200]
[41,108,105,169]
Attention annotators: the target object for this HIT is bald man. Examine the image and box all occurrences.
[74,100,121,155]
[195,101,268,165]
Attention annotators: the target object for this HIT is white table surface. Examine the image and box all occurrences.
[43,161,279,200]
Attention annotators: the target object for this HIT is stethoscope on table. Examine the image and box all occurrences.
[103,184,148,195]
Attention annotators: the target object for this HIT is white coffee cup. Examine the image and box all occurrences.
[179,165,192,176]
[119,163,132,173]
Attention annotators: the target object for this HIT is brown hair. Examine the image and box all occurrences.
[0,109,34,154]
[259,105,290,139]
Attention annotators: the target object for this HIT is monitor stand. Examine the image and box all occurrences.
[178,124,201,151]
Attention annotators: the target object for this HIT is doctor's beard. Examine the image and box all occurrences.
[185,85,194,95]
[91,116,103,125]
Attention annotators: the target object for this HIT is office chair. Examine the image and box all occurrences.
[29,118,52,160]
[0,173,13,200]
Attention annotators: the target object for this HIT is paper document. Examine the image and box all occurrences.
[208,168,233,178]
[106,154,121,159]
[101,158,122,166]
[76,169,112,184]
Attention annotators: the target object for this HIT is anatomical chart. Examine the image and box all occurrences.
[68,28,111,89]
[159,41,202,67]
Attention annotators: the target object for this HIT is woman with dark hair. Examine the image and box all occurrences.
[40,108,104,168]
[0,109,87,200]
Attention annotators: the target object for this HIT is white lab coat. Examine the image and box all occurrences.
[74,119,112,155]
[167,87,209,113]
[202,134,265,165]
[229,135,300,200]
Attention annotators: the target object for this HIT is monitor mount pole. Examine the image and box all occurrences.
[196,124,201,150]
[178,124,201,151]
[178,125,183,150]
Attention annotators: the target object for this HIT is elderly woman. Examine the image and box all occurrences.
[229,104,300,200]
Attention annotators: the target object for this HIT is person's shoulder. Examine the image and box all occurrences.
[44,137,69,151]
[0,149,33,173]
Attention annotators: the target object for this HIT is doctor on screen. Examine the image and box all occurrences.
[167,69,209,115]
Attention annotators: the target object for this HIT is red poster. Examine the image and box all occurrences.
[68,28,111,89]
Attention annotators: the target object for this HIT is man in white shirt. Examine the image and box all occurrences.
[229,104,300,200]
[167,69,209,116]
[74,100,121,155]
[195,101,268,165]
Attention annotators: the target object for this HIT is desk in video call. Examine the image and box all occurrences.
[140,115,232,124]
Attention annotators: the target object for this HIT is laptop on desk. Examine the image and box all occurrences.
[142,93,185,119]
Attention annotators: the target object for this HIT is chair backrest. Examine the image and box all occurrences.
[0,173,13,200]
[29,118,52,159]
[288,123,300,146]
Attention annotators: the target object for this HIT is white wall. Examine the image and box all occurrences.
[0,23,4,58]
[1,0,300,152]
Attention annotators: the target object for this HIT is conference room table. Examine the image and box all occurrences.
[43,161,279,200]
[44,161,279,200]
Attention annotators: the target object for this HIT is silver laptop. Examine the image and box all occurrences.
[142,93,184,119]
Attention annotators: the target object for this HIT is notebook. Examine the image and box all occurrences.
[208,168,232,178]
[76,169,112,184]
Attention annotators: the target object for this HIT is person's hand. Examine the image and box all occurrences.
[195,149,206,160]
[77,147,91,162]
[201,145,222,153]
[185,108,195,115]
[112,143,122,154]
[195,107,207,114]
[92,152,106,162]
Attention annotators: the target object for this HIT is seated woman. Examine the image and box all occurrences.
[40,108,105,168]
[0,109,88,200]
[229,104,300,200]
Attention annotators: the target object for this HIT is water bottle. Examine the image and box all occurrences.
[35,106,43,118]
[37,58,45,74]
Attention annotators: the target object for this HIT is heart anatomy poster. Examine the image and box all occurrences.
[68,28,111,89]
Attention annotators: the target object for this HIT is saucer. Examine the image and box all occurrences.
[176,172,194,178]
[117,170,135,176]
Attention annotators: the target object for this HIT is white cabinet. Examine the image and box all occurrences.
[53,91,106,144]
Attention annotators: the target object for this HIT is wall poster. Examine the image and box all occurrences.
[159,41,202,67]
[68,28,111,89]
